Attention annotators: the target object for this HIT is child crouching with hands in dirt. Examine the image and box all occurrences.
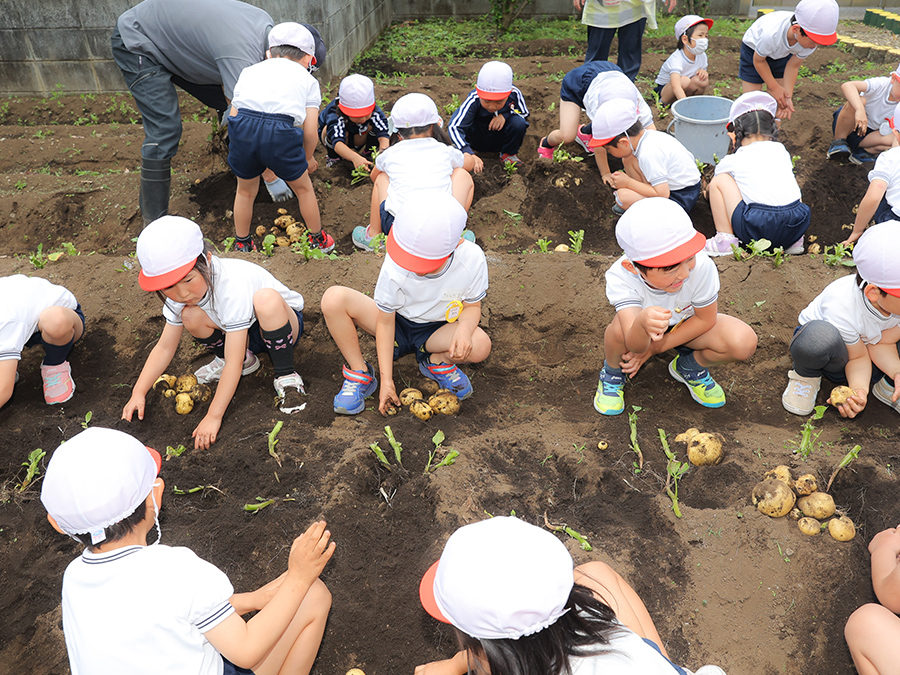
[40,427,334,675]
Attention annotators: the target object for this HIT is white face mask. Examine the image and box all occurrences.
[687,37,709,55]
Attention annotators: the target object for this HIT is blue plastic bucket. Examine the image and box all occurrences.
[666,96,733,165]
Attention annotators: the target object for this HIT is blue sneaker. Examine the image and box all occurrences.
[849,148,877,165]
[461,229,476,243]
[826,138,851,160]
[419,361,473,399]
[668,355,725,408]
[333,363,377,415]
[593,365,626,415]
[352,225,377,252]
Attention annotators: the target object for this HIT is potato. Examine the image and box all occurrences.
[798,517,821,536]
[687,432,724,466]
[385,404,399,416]
[277,208,288,215]
[255,225,268,237]
[828,515,856,541]
[794,474,818,496]
[554,244,569,252]
[289,232,304,243]
[752,479,796,518]
[274,215,295,227]
[674,427,700,443]
[410,399,433,421]
[830,386,855,407]
[153,374,176,392]
[430,393,461,415]
[399,388,423,406]
[764,465,793,486]
[597,440,609,450]
[346,670,366,675]
[276,236,290,247]
[418,379,440,395]
[175,373,198,393]
[175,393,194,414]
[189,383,212,403]
[798,492,836,520]
[285,224,302,237]
[788,507,803,521]
[428,389,453,407]
[164,388,176,398]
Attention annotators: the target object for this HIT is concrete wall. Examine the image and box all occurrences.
[391,0,574,20]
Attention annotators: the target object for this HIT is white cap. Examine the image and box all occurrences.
[584,73,641,122]
[616,198,705,266]
[589,97,640,147]
[338,74,376,116]
[389,93,442,130]
[41,428,162,541]
[268,22,316,59]
[794,0,839,46]
[419,517,574,640]
[386,192,467,274]
[136,216,205,291]
[854,221,900,297]
[476,61,513,101]
[675,15,713,39]
[728,91,778,125]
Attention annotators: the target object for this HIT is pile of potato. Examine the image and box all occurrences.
[255,209,305,247]
[153,373,212,415]
[392,379,460,420]
[751,465,856,541]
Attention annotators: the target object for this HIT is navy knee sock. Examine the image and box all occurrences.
[42,337,75,366]
[195,331,226,358]
[676,349,702,371]
[262,322,295,377]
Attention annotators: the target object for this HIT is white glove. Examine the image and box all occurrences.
[264,177,294,202]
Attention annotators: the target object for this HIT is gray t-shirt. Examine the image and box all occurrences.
[117,0,273,100]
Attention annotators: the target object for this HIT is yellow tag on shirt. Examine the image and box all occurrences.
[445,300,464,323]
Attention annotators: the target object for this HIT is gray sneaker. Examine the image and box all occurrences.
[872,376,900,413]
[782,370,821,416]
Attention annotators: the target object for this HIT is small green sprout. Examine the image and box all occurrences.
[424,430,459,473]
[165,444,186,461]
[789,406,827,459]
[350,164,371,185]
[15,180,27,190]
[290,229,338,261]
[268,420,283,467]
[369,441,391,468]
[221,236,236,253]
[262,234,277,257]
[552,145,583,163]
[243,497,275,513]
[543,513,592,551]
[503,209,523,221]
[659,429,689,518]
[822,243,856,267]
[827,444,862,491]
[81,411,93,429]
[384,425,403,465]
[628,405,644,471]
[567,229,584,254]
[29,244,47,269]
[535,237,552,253]
[503,159,519,176]
[19,448,46,492]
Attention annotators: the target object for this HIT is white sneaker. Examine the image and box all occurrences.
[704,232,740,257]
[785,236,804,255]
[685,667,727,675]
[872,376,900,413]
[274,372,307,413]
[782,370,821,415]
[195,349,261,384]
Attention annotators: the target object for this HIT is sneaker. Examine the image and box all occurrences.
[195,349,261,384]
[593,365,626,416]
[233,238,258,253]
[826,138,851,160]
[850,148,877,165]
[574,125,594,154]
[274,372,307,413]
[500,153,523,167]
[419,361,473,400]
[704,232,741,257]
[785,236,804,255]
[872,376,900,413]
[325,156,341,169]
[685,667,727,675]
[611,203,626,216]
[461,229,476,243]
[334,363,378,415]
[668,355,725,408]
[352,225,377,252]
[781,369,821,416]
[537,137,554,159]
[41,361,75,405]
[309,230,336,253]
[14,371,19,384]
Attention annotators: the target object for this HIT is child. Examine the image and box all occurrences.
[827,63,900,165]
[739,0,840,120]
[447,60,530,172]
[352,93,475,252]
[782,222,900,418]
[122,216,309,449]
[318,73,390,170]
[594,198,758,416]
[654,15,713,105]
[323,192,490,415]
[40,426,334,675]
[0,275,84,407]
[416,516,727,675]
[227,22,334,254]
[538,60,655,186]
[589,98,701,214]
[703,92,811,256]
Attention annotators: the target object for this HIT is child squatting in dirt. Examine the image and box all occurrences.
[40,426,334,675]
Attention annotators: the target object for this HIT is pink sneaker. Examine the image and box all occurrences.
[575,125,595,154]
[704,232,740,257]
[785,236,804,255]
[41,361,75,404]
[537,137,554,159]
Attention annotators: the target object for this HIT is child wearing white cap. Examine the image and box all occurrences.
[41,426,335,675]
[447,60,530,172]
[323,192,490,414]
[417,516,727,675]
[827,63,900,165]
[782,222,900,418]
[703,92,810,256]
[846,108,900,245]
[227,22,334,254]
[123,216,310,449]
[352,93,475,252]
[0,275,84,407]
[739,0,840,120]
[594,198,757,415]
[317,73,390,170]
[654,15,713,105]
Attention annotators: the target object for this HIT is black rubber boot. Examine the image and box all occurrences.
[140,157,171,225]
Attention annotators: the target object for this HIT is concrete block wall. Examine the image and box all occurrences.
[391,0,573,20]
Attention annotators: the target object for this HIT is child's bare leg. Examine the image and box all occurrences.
[708,173,742,235]
[615,187,644,208]
[38,306,84,348]
[845,603,900,675]
[286,172,322,234]
[181,305,221,340]
[684,314,758,367]
[320,286,380,371]
[450,167,474,211]
[659,82,677,105]
[833,103,858,141]
[741,80,764,93]
[234,176,259,239]
[685,74,707,96]
[546,101,582,147]
[602,314,628,368]
[252,579,332,675]
[859,133,893,153]
[424,324,491,365]
[253,288,300,338]
[369,173,390,232]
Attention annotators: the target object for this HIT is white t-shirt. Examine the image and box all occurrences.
[742,11,816,60]
[799,274,900,345]
[163,257,304,332]
[374,240,489,323]
[859,76,900,131]
[375,138,466,216]
[62,545,235,675]
[231,57,321,126]
[585,70,654,129]
[605,252,719,323]
[0,275,78,361]
[655,49,708,86]
[714,140,801,206]
[868,145,900,212]
[633,130,701,190]
[570,624,683,675]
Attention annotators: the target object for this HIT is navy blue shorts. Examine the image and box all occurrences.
[653,83,664,96]
[228,109,308,182]
[732,199,811,249]
[25,303,85,349]
[668,181,701,213]
[379,200,396,235]
[560,61,622,107]
[739,43,792,84]
[223,656,254,675]
[874,194,900,224]
[832,107,876,152]
[204,309,305,356]
[393,313,445,364]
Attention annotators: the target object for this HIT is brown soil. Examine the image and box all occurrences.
[0,34,895,675]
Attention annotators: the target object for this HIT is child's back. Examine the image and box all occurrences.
[633,129,701,191]
[375,137,465,215]
[715,140,799,205]
[232,57,320,121]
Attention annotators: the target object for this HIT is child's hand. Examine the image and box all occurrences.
[449,333,473,361]
[829,388,867,418]
[697,69,709,84]
[307,156,319,174]
[608,171,631,189]
[488,115,506,132]
[639,307,672,341]
[840,230,863,247]
[471,155,485,174]
[854,109,868,135]
[620,349,653,377]
[352,157,373,170]
[122,395,146,422]
[378,381,401,416]
[415,651,469,675]
[192,414,222,449]
[869,525,900,556]
[601,172,616,188]
[287,520,335,584]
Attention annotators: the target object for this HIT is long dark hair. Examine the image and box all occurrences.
[730,109,778,150]
[394,122,453,147]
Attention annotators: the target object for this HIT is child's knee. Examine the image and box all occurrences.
[734,326,758,361]
[252,288,283,314]
[306,578,333,616]
[845,603,889,643]
[321,286,355,319]
[472,331,492,362]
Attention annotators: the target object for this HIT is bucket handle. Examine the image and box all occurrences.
[666,118,675,135]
